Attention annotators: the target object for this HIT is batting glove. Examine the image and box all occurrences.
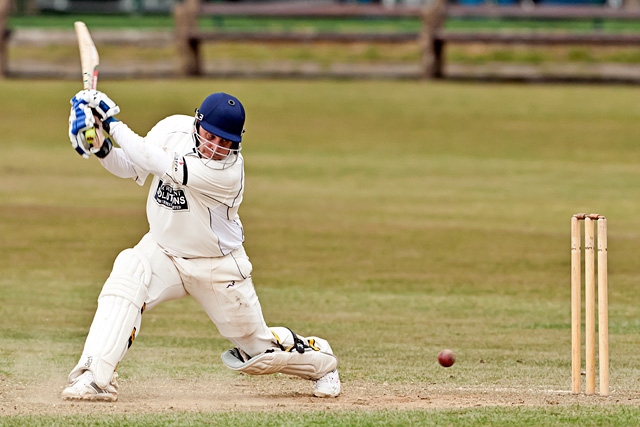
[68,94,95,159]
[76,89,121,121]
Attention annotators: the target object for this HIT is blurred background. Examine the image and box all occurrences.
[0,0,640,84]
[3,0,640,82]
[14,0,638,14]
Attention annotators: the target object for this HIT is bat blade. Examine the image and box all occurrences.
[74,21,99,90]
[74,21,99,147]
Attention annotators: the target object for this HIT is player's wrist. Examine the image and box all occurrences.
[103,117,119,134]
[91,136,113,159]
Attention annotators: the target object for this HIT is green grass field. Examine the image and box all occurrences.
[2,79,640,426]
[11,13,640,32]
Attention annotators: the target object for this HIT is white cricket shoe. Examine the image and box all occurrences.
[313,369,341,398]
[61,370,118,402]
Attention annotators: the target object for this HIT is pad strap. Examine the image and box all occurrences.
[272,327,309,354]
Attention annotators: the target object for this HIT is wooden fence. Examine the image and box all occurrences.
[174,0,434,77]
[3,0,640,80]
[0,0,11,77]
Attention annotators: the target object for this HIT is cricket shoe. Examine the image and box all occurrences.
[313,369,340,398]
[61,370,119,402]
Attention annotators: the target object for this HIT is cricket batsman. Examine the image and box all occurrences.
[63,89,340,401]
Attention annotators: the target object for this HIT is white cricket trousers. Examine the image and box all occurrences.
[138,232,276,356]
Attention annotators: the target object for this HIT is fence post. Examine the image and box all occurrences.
[174,0,201,76]
[0,0,12,78]
[419,0,447,79]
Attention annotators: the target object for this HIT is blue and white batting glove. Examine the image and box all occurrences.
[76,89,120,122]
[68,93,95,159]
[78,89,121,134]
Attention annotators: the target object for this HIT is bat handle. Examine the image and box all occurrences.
[84,107,100,147]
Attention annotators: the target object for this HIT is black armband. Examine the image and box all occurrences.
[93,136,113,159]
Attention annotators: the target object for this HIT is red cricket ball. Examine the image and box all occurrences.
[438,349,456,367]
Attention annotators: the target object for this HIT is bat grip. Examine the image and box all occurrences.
[84,107,100,146]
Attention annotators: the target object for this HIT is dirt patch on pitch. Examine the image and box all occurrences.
[2,373,640,416]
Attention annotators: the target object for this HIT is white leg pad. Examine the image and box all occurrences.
[222,327,337,380]
[69,248,151,388]
[221,348,337,380]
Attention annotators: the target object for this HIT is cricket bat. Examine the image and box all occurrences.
[74,21,99,146]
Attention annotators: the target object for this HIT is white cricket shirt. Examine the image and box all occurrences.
[104,115,245,259]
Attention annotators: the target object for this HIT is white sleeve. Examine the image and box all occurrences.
[110,121,172,178]
[98,147,148,186]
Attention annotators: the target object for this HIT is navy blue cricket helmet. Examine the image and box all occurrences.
[195,93,245,143]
